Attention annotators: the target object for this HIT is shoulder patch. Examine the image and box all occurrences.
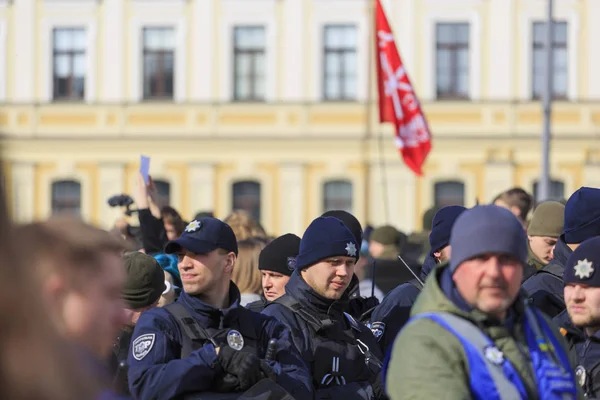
[370,321,386,341]
[132,333,156,361]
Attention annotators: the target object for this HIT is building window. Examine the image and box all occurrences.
[232,181,261,222]
[143,27,175,100]
[323,25,357,101]
[434,180,465,207]
[533,179,565,203]
[532,21,568,99]
[435,23,469,99]
[153,179,171,205]
[51,180,81,216]
[53,28,86,100]
[323,180,353,214]
[233,26,266,101]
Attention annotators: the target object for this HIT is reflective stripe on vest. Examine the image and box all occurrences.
[411,312,526,400]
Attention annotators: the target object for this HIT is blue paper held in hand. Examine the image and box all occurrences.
[140,155,151,185]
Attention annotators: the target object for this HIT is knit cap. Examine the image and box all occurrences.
[527,201,565,238]
[296,217,359,269]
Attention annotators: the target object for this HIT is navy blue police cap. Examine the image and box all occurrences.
[564,236,600,287]
[164,217,238,256]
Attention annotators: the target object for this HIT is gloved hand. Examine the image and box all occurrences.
[217,347,264,391]
[348,296,380,323]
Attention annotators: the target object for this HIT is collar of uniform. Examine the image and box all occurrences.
[552,236,572,268]
[527,243,546,270]
[284,269,349,317]
[179,282,242,320]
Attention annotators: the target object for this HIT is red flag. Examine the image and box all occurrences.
[375,0,431,176]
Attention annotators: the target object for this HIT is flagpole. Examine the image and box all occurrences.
[539,0,553,203]
[369,0,390,224]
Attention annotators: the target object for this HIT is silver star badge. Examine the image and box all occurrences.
[185,220,202,233]
[574,259,594,279]
[484,346,504,365]
[345,242,357,257]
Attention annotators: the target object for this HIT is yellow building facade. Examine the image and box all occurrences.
[1,0,600,236]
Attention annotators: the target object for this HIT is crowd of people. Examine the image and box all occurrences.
[3,167,600,400]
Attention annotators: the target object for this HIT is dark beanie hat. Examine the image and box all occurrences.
[123,252,166,309]
[258,233,301,276]
[429,206,467,254]
[449,205,528,273]
[321,210,363,244]
[296,217,359,269]
[564,237,600,286]
[563,187,600,244]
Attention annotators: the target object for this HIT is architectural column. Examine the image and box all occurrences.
[11,162,35,222]
[484,162,514,202]
[282,0,304,101]
[98,162,125,229]
[279,163,305,236]
[13,0,35,102]
[188,163,215,217]
[101,0,125,102]
[488,0,515,99]
[191,0,214,101]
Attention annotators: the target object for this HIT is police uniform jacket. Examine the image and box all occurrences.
[262,269,383,400]
[522,237,572,318]
[127,282,312,400]
[370,255,438,353]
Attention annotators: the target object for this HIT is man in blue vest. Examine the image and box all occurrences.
[385,205,581,399]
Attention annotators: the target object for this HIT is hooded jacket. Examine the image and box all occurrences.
[385,264,581,400]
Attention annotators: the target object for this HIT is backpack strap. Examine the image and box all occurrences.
[164,302,217,358]
[271,295,334,333]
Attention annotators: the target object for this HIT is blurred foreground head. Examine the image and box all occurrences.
[15,217,129,360]
[0,184,102,397]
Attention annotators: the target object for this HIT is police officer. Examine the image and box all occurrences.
[127,217,312,400]
[246,234,300,312]
[386,205,579,399]
[523,187,600,318]
[559,237,600,398]
[111,252,166,395]
[263,217,386,400]
[369,205,466,352]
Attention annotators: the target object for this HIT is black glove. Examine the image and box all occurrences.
[348,296,380,322]
[217,347,264,391]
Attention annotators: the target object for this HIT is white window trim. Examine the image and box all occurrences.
[41,16,97,103]
[0,17,6,102]
[220,0,277,102]
[423,11,482,101]
[321,178,355,214]
[519,11,579,101]
[129,16,187,103]
[311,1,367,102]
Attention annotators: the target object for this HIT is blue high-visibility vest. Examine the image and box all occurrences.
[398,309,578,400]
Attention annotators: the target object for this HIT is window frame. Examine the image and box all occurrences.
[435,22,470,100]
[433,180,465,207]
[142,26,176,100]
[322,24,358,101]
[232,180,262,222]
[323,179,353,214]
[531,20,568,100]
[52,27,86,101]
[51,179,82,216]
[232,25,266,102]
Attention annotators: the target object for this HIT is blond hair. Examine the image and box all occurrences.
[232,238,265,295]
[224,210,267,241]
